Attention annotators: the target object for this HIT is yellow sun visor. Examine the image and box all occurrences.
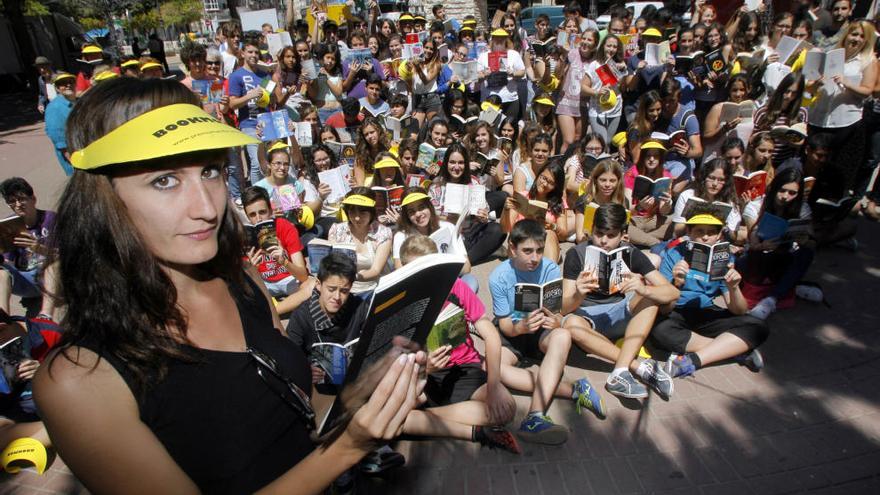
[69,103,259,170]
[341,194,376,208]
[2,438,50,475]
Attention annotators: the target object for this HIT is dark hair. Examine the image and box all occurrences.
[440,142,471,184]
[54,78,249,394]
[432,4,444,15]
[179,43,206,68]
[563,1,581,15]
[354,117,390,175]
[0,177,34,200]
[732,11,763,54]
[317,251,358,283]
[342,96,360,117]
[314,43,341,74]
[720,136,745,157]
[242,32,262,50]
[631,90,662,139]
[760,167,805,220]
[693,157,736,204]
[365,73,383,88]
[509,218,545,246]
[389,93,409,108]
[761,72,805,128]
[241,186,271,209]
[806,132,833,151]
[443,88,469,119]
[528,160,565,215]
[725,73,751,100]
[343,186,376,223]
[659,77,681,99]
[397,186,439,235]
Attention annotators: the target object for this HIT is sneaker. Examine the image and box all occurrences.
[666,354,696,378]
[474,426,522,454]
[517,413,569,445]
[795,284,824,303]
[833,237,859,252]
[638,359,674,400]
[605,370,648,399]
[749,297,777,320]
[573,377,606,418]
[735,348,764,373]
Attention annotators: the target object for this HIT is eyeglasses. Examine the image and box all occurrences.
[205,60,222,65]
[247,346,316,430]
[5,196,30,206]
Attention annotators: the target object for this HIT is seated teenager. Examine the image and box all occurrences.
[561,204,680,400]
[242,187,310,301]
[502,160,570,264]
[671,157,744,244]
[740,168,819,320]
[0,177,58,320]
[623,141,674,248]
[651,213,769,378]
[574,158,627,243]
[328,188,392,295]
[254,145,322,222]
[399,236,521,454]
[489,219,605,446]
[564,132,607,209]
[369,154,406,225]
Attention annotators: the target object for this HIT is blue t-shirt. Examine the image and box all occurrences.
[659,243,730,309]
[660,104,700,180]
[341,58,385,100]
[228,67,268,129]
[489,257,560,321]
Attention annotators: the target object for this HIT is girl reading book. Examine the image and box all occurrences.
[513,132,552,193]
[564,132,606,207]
[575,158,627,243]
[701,74,751,161]
[672,157,743,242]
[502,160,569,263]
[624,141,673,248]
[328,188,392,295]
[353,116,390,185]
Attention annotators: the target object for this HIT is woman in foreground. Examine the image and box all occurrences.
[34,78,425,494]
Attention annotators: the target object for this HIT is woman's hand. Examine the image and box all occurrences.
[766,52,780,64]
[426,345,452,374]
[318,182,332,200]
[475,207,490,223]
[16,359,39,382]
[247,247,264,267]
[310,363,326,384]
[637,195,656,212]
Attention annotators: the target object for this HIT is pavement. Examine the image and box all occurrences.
[2,89,880,494]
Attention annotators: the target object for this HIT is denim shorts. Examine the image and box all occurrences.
[570,292,633,341]
[1,263,41,298]
[263,275,300,298]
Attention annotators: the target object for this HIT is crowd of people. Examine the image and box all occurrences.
[2,0,879,492]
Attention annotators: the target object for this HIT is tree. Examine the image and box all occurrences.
[79,16,104,30]
[159,0,202,29]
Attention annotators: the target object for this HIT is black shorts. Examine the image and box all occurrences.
[500,329,549,366]
[413,92,442,113]
[650,306,770,355]
[425,363,487,407]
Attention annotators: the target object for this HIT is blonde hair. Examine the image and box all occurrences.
[399,234,437,265]
[587,158,627,205]
[837,20,877,60]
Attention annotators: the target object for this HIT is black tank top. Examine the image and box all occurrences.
[80,276,314,494]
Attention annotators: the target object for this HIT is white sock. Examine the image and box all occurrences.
[635,360,652,380]
[611,367,628,378]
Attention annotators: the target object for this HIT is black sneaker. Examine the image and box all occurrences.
[735,349,764,373]
[474,425,522,454]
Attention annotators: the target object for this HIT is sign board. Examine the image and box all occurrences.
[240,8,280,32]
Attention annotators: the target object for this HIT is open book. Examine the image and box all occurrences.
[405,173,428,189]
[426,305,468,352]
[318,253,466,435]
[632,175,671,202]
[704,49,727,77]
[650,130,686,150]
[478,106,503,128]
[680,197,734,224]
[645,41,671,67]
[384,115,412,142]
[719,100,756,124]
[775,35,813,67]
[490,51,509,73]
[756,213,811,242]
[311,338,359,386]
[466,41,489,60]
[269,184,301,214]
[266,32,293,60]
[416,143,447,173]
[512,192,548,221]
[246,219,279,251]
[449,114,479,135]
[256,110,293,141]
[594,61,623,86]
[474,152,500,176]
[345,48,373,66]
[293,121,312,147]
[531,37,555,57]
[402,42,424,61]
[326,141,356,168]
[769,123,807,142]
[255,61,278,73]
[514,278,562,313]
[803,47,845,81]
[450,60,479,84]
[734,170,768,200]
[583,245,631,295]
[674,51,704,74]
[372,185,404,215]
[317,165,352,204]
[812,196,859,223]
[191,79,224,104]
[429,226,459,255]
[0,215,25,253]
[686,241,730,282]
[444,183,488,216]
[306,239,357,275]
[0,337,28,395]
[380,58,401,80]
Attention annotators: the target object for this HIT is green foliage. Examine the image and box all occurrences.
[159,0,203,28]
[78,15,104,30]
[125,9,160,32]
[24,0,50,15]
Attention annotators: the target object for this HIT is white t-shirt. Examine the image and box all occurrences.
[742,197,812,223]
[478,49,525,102]
[672,189,742,233]
[586,59,623,118]
[221,51,238,79]
[809,55,869,128]
[392,221,466,260]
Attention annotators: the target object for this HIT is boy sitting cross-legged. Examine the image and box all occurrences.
[651,213,769,377]
[561,204,680,401]
[489,219,605,446]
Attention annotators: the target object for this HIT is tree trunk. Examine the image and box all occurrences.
[2,0,37,88]
[228,0,240,21]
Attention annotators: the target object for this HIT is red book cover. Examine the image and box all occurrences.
[405,33,420,44]
[734,171,768,200]
[595,63,619,86]
[488,51,506,72]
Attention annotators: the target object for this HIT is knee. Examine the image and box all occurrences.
[547,327,572,348]
[741,317,770,349]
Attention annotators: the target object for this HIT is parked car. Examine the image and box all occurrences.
[519,6,565,33]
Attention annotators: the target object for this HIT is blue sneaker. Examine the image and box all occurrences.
[517,412,569,445]
[666,354,696,378]
[573,377,606,418]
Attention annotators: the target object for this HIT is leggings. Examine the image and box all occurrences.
[650,306,770,355]
[463,221,506,266]
[738,246,815,300]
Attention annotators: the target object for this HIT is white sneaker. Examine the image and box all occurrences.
[749,297,777,320]
[795,284,824,303]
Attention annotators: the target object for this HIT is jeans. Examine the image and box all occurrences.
[240,126,264,185]
[226,147,243,200]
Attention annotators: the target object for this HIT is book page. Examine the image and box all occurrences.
[318,165,351,203]
[467,184,489,215]
[443,183,468,215]
[823,48,845,79]
[802,50,824,81]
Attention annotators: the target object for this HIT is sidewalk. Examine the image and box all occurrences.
[1,91,879,494]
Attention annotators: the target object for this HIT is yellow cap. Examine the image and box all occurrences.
[342,194,376,208]
[70,103,260,170]
[480,101,501,112]
[81,45,102,55]
[491,28,509,37]
[268,141,289,153]
[373,157,400,169]
[256,88,271,108]
[611,131,627,148]
[599,90,617,109]
[399,14,414,21]
[52,72,75,85]
[414,15,426,22]
[459,26,474,33]
[534,96,555,107]
[94,71,119,82]
[730,60,741,76]
[686,214,724,226]
[462,19,477,26]
[120,59,140,68]
[642,28,662,38]
[140,62,163,71]
[298,205,315,230]
[400,191,430,207]
[2,438,50,475]
[640,140,666,151]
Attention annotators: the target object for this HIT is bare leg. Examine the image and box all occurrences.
[693,333,750,367]
[497,347,573,399]
[565,314,619,362]
[402,409,474,440]
[544,230,560,265]
[530,328,571,413]
[0,419,50,448]
[616,296,658,370]
[557,115,578,153]
[38,262,60,319]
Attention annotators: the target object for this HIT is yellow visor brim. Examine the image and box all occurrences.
[342,194,376,208]
[400,192,430,207]
[70,103,260,170]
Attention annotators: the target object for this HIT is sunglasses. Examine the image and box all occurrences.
[205,60,222,65]
[247,346,316,430]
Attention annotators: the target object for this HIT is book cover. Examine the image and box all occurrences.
[583,245,632,295]
[345,48,373,67]
[687,241,730,282]
[256,110,293,142]
[191,79,224,104]
[311,339,358,385]
[632,176,671,202]
[307,239,357,275]
[247,219,279,251]
[488,51,507,73]
[426,305,468,352]
[317,165,352,204]
[372,186,404,215]
[0,337,27,395]
[704,49,727,76]
[594,62,621,87]
[513,278,562,313]
[734,171,768,200]
[582,202,599,233]
[512,192,548,221]
[0,215,25,253]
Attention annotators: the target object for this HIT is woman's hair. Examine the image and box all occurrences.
[732,11,762,54]
[440,142,471,184]
[793,18,813,39]
[702,22,727,52]
[635,147,665,180]
[725,73,751,100]
[54,78,249,393]
[576,131,607,176]
[763,72,805,126]
[354,116,389,175]
[318,124,341,141]
[631,90,661,140]
[276,45,298,72]
[721,136,745,158]
[593,203,629,233]
[343,186,377,223]
[598,33,624,63]
[443,88,469,119]
[528,133,554,162]
[397,137,420,171]
[400,234,438,265]
[587,158,626,205]
[498,116,519,144]
[315,42,341,74]
[693,157,736,204]
[532,93,556,129]
[528,159,566,215]
[771,12,795,40]
[397,186,439,234]
[422,38,440,64]
[420,118,449,147]
[303,143,338,187]
[467,121,498,152]
[371,152,404,185]
[759,166,805,220]
[837,20,877,58]
[518,122,541,156]
[745,132,776,174]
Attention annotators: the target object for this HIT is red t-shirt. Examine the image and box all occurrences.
[325,112,364,129]
[256,218,303,283]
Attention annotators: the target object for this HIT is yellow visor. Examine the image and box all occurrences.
[686,214,723,226]
[611,131,627,148]
[481,101,501,112]
[1,438,49,474]
[121,60,141,68]
[400,192,430,207]
[81,45,102,54]
[70,103,259,170]
[642,28,662,38]
[399,14,414,21]
[534,96,555,106]
[94,71,119,82]
[342,194,376,208]
[53,72,75,85]
[140,62,163,71]
[640,140,666,151]
[491,28,509,37]
[268,141,290,153]
[373,157,400,169]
